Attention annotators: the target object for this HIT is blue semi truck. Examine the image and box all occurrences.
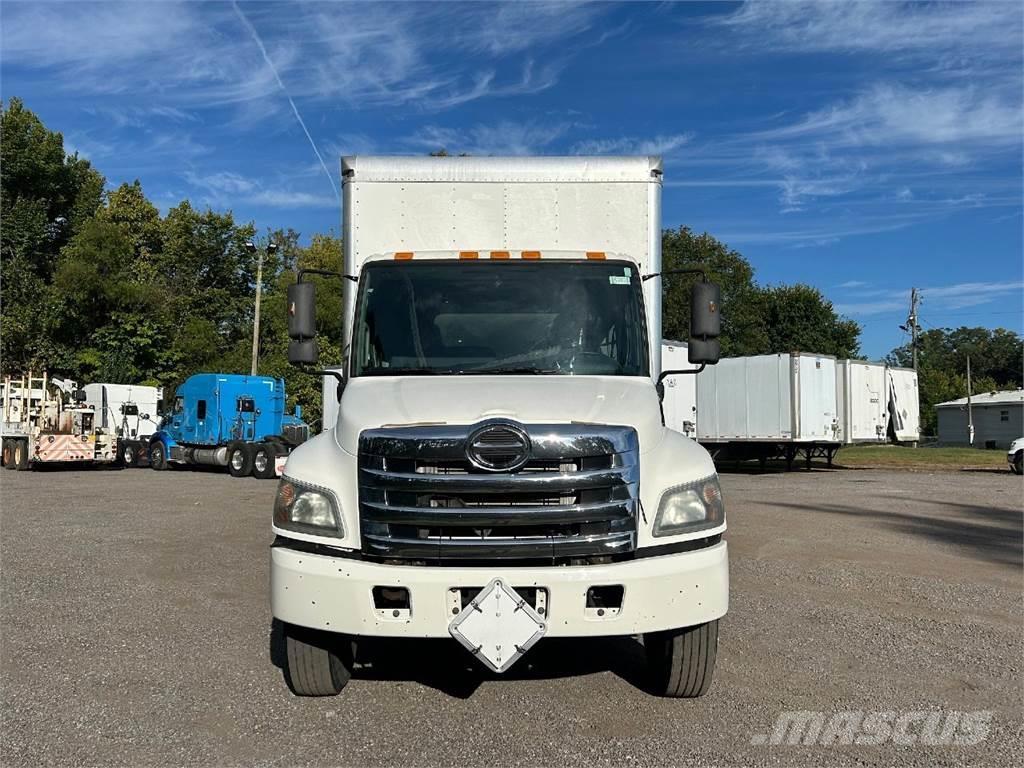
[149,373,310,479]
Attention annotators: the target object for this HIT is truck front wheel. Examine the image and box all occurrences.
[149,442,168,470]
[644,619,719,698]
[1012,451,1023,475]
[2,439,13,469]
[284,624,353,696]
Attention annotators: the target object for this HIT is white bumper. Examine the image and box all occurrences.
[271,541,728,638]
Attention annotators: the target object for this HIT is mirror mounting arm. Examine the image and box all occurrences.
[297,269,357,283]
[642,268,708,283]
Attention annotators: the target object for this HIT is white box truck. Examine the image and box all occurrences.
[696,353,841,468]
[273,156,728,697]
[836,360,887,444]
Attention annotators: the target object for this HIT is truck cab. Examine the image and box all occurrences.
[151,373,309,479]
[272,156,727,697]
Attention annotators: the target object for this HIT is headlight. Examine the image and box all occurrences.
[274,477,342,536]
[652,475,725,537]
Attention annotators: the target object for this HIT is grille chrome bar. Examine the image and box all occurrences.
[363,531,635,560]
[361,498,634,526]
[359,465,632,494]
[358,421,639,564]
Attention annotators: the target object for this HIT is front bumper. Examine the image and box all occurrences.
[271,540,728,638]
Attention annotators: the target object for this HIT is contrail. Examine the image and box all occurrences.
[232,1,339,201]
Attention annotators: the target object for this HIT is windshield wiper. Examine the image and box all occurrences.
[360,367,449,376]
[463,365,559,375]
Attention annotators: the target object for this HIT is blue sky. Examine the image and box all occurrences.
[2,0,1021,358]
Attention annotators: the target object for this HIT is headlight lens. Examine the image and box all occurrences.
[652,475,725,537]
[274,477,342,536]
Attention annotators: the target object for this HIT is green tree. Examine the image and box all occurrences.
[757,284,861,358]
[1,98,105,372]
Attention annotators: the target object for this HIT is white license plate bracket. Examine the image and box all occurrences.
[448,578,547,673]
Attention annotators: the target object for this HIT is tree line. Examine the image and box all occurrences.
[2,98,1019,432]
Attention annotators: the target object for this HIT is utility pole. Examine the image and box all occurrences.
[247,241,278,376]
[908,288,920,374]
[966,354,974,446]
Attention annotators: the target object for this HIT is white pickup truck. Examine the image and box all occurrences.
[272,156,728,697]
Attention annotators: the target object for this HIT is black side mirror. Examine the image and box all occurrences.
[74,389,87,402]
[288,281,318,365]
[289,339,319,366]
[688,281,721,365]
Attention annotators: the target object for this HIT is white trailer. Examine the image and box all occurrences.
[83,383,163,466]
[886,366,921,443]
[836,360,888,444]
[696,353,840,468]
[660,340,698,437]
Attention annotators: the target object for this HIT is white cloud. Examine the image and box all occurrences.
[183,171,335,209]
[755,84,1022,148]
[571,133,693,156]
[835,281,1024,316]
[718,1,1021,58]
[404,121,571,156]
[0,1,606,114]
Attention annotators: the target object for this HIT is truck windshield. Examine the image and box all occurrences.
[353,260,649,376]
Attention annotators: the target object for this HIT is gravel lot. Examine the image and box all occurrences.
[1,465,1021,766]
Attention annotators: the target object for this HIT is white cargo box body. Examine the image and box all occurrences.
[836,360,887,443]
[341,156,664,377]
[886,366,920,442]
[697,353,839,442]
[83,383,162,437]
[660,341,698,437]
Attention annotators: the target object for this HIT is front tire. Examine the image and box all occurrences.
[284,624,353,696]
[227,442,254,478]
[1012,451,1023,475]
[644,620,719,698]
[2,439,13,469]
[149,441,168,470]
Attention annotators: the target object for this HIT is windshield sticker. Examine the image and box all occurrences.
[609,275,630,285]
[624,267,632,277]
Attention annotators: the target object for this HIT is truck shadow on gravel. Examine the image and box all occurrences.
[771,499,1023,568]
[270,619,649,699]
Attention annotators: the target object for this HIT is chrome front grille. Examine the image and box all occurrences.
[357,421,639,564]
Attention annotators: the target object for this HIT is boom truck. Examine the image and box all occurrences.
[272,156,727,697]
[1,372,117,469]
[149,373,309,479]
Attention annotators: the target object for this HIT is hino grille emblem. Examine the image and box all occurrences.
[466,422,531,472]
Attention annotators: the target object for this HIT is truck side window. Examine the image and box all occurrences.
[197,400,207,420]
[238,397,256,413]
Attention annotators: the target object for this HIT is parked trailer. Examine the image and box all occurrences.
[836,360,888,444]
[696,353,841,469]
[150,373,310,479]
[886,366,921,443]
[1,372,117,469]
[83,383,163,466]
[660,340,698,438]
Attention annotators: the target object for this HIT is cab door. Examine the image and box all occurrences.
[236,396,257,441]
